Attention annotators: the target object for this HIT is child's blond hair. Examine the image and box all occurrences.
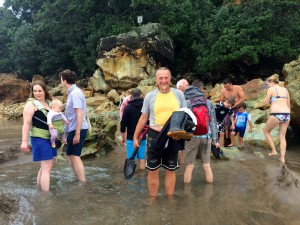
[51,99,63,108]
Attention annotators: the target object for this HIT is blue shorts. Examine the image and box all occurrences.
[126,139,146,159]
[66,129,88,156]
[233,126,246,138]
[31,137,57,162]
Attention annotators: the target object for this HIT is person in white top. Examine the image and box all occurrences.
[47,99,69,148]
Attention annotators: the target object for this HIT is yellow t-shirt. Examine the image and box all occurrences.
[154,91,179,126]
[141,88,186,127]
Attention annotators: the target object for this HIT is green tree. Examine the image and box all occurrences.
[131,0,216,74]
[0,7,21,72]
[1,0,299,81]
[8,24,41,80]
[193,0,300,75]
[4,0,45,23]
[35,0,134,76]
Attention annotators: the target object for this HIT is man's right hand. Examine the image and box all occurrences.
[133,138,140,149]
[120,133,126,145]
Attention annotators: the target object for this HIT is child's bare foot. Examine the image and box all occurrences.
[227,143,234,147]
[280,157,285,164]
[268,152,278,156]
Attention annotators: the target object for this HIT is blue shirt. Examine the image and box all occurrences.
[65,84,88,132]
[235,112,251,129]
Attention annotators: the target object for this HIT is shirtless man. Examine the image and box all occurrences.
[219,78,245,144]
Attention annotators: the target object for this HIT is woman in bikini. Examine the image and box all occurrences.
[263,74,291,163]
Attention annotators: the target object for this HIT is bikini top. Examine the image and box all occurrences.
[269,87,288,103]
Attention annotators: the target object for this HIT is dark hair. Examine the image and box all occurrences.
[223,78,232,85]
[131,88,142,99]
[192,79,204,91]
[238,102,247,109]
[226,98,235,106]
[59,69,76,84]
[30,80,52,101]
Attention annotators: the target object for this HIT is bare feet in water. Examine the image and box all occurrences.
[268,152,278,156]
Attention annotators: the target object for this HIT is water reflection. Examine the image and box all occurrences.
[1,120,300,225]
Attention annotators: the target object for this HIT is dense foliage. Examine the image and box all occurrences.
[0,0,299,81]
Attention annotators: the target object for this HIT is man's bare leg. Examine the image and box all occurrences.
[147,170,159,197]
[184,164,194,183]
[139,159,146,170]
[219,132,225,147]
[203,163,213,183]
[178,150,185,165]
[165,170,176,197]
[69,155,86,182]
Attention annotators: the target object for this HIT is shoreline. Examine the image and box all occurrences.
[0,144,126,169]
[0,151,32,168]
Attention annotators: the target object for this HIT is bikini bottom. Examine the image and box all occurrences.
[270,113,291,123]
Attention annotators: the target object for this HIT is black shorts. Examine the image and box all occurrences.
[217,120,225,133]
[146,128,181,171]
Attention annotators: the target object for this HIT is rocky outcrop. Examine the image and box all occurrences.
[0,74,30,106]
[89,69,111,93]
[0,194,19,215]
[95,23,174,91]
[0,146,19,163]
[0,103,25,120]
[283,57,300,127]
[208,73,299,149]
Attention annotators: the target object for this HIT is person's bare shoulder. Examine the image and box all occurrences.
[234,85,245,95]
[233,85,243,90]
[220,88,226,94]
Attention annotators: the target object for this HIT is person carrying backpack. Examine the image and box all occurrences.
[183,80,220,183]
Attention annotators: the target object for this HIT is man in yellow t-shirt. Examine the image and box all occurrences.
[133,67,186,198]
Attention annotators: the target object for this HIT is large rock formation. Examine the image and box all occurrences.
[208,67,300,149]
[0,74,30,106]
[283,57,300,127]
[93,23,174,91]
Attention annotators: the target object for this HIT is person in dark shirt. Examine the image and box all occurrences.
[215,98,235,147]
[120,88,147,169]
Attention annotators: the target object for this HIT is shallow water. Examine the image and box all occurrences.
[1,120,300,225]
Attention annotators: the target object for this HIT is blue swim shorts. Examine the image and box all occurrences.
[233,126,246,138]
[126,139,146,159]
[31,137,57,162]
[66,129,88,156]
